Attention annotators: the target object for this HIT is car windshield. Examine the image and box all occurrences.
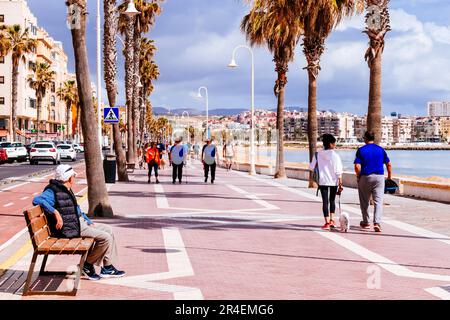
[12,143,23,147]
[58,145,71,150]
[0,143,12,148]
[35,144,54,149]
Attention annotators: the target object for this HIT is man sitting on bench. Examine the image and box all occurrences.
[32,164,125,281]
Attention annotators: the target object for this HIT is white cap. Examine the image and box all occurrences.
[55,164,78,182]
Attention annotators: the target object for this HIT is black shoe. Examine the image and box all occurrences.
[211,180,214,184]
[100,265,125,278]
[148,179,151,184]
[360,221,371,230]
[156,179,160,184]
[82,263,101,281]
[179,181,182,184]
[172,181,176,184]
[204,178,207,183]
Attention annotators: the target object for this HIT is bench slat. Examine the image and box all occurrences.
[63,238,83,253]
[33,228,50,248]
[29,216,47,234]
[25,206,44,220]
[77,238,94,252]
[47,239,70,254]
[37,238,59,253]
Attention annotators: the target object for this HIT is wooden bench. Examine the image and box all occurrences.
[22,206,94,296]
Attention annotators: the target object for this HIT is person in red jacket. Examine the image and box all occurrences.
[146,142,161,184]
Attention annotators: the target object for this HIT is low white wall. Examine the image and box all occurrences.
[222,161,450,204]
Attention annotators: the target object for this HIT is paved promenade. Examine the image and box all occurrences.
[0,159,449,300]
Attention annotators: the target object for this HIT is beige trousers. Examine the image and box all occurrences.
[80,218,118,267]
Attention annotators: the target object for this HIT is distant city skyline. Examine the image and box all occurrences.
[24,0,450,116]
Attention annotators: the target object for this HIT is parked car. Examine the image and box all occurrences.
[0,148,8,164]
[11,142,28,162]
[29,142,61,165]
[0,142,18,163]
[57,144,77,162]
[25,142,36,158]
[72,143,84,153]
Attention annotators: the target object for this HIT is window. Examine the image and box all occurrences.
[0,56,4,64]
[51,96,56,107]
[29,98,36,109]
[0,15,4,23]
[51,110,56,121]
[0,76,4,84]
[51,82,56,93]
[0,97,4,105]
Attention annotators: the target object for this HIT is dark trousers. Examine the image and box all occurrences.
[172,163,183,182]
[319,186,338,218]
[204,163,216,181]
[148,162,158,178]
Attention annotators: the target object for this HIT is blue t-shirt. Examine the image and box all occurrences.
[354,144,390,176]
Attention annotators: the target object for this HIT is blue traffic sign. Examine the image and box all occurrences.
[103,107,120,124]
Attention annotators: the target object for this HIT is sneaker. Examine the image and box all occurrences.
[100,265,126,278]
[330,220,336,229]
[360,221,371,230]
[321,223,331,231]
[204,178,207,183]
[172,181,176,184]
[82,264,101,281]
[211,180,214,184]
[374,223,382,233]
[148,179,151,184]
[156,179,160,184]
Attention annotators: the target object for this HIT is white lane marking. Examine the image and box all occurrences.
[317,231,450,282]
[0,182,30,193]
[3,203,13,207]
[20,196,29,201]
[0,228,28,253]
[226,184,279,211]
[101,227,203,300]
[240,172,450,246]
[425,287,450,300]
[154,184,169,209]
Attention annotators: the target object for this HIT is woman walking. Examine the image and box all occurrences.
[146,142,161,184]
[309,134,344,231]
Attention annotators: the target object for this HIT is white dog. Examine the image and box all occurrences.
[339,212,350,233]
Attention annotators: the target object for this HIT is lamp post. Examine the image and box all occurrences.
[228,45,256,175]
[197,87,209,139]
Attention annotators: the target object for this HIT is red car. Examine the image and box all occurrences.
[0,148,7,164]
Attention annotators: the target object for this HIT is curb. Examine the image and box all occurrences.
[0,159,86,187]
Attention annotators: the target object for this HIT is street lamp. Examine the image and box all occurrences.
[197,87,209,139]
[228,45,256,175]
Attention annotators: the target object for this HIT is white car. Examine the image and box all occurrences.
[0,142,19,163]
[57,144,77,161]
[11,142,28,162]
[30,142,61,165]
[72,144,84,153]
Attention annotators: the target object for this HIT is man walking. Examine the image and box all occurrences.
[354,131,393,233]
[202,138,219,183]
[169,137,186,184]
[33,165,125,280]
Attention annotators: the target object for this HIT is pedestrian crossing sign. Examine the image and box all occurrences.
[103,107,120,124]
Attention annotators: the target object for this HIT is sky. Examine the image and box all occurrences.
[25,0,450,116]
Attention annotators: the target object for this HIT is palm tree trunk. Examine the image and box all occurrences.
[36,95,42,141]
[68,0,113,217]
[11,63,19,141]
[104,0,128,182]
[367,52,382,144]
[307,71,318,188]
[76,103,81,143]
[124,16,135,163]
[132,31,141,155]
[274,67,287,179]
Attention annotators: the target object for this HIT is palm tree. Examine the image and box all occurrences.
[0,25,36,141]
[241,1,302,178]
[28,63,55,141]
[364,0,391,144]
[118,0,163,163]
[104,0,128,182]
[56,80,78,141]
[301,0,360,186]
[66,0,113,217]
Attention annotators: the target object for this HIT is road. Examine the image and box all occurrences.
[0,154,85,182]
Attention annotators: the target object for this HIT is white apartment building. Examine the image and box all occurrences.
[381,117,394,144]
[0,0,38,142]
[393,118,413,143]
[337,114,356,142]
[428,102,450,117]
[413,117,441,142]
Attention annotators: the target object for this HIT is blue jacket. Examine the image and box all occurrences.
[33,188,93,225]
